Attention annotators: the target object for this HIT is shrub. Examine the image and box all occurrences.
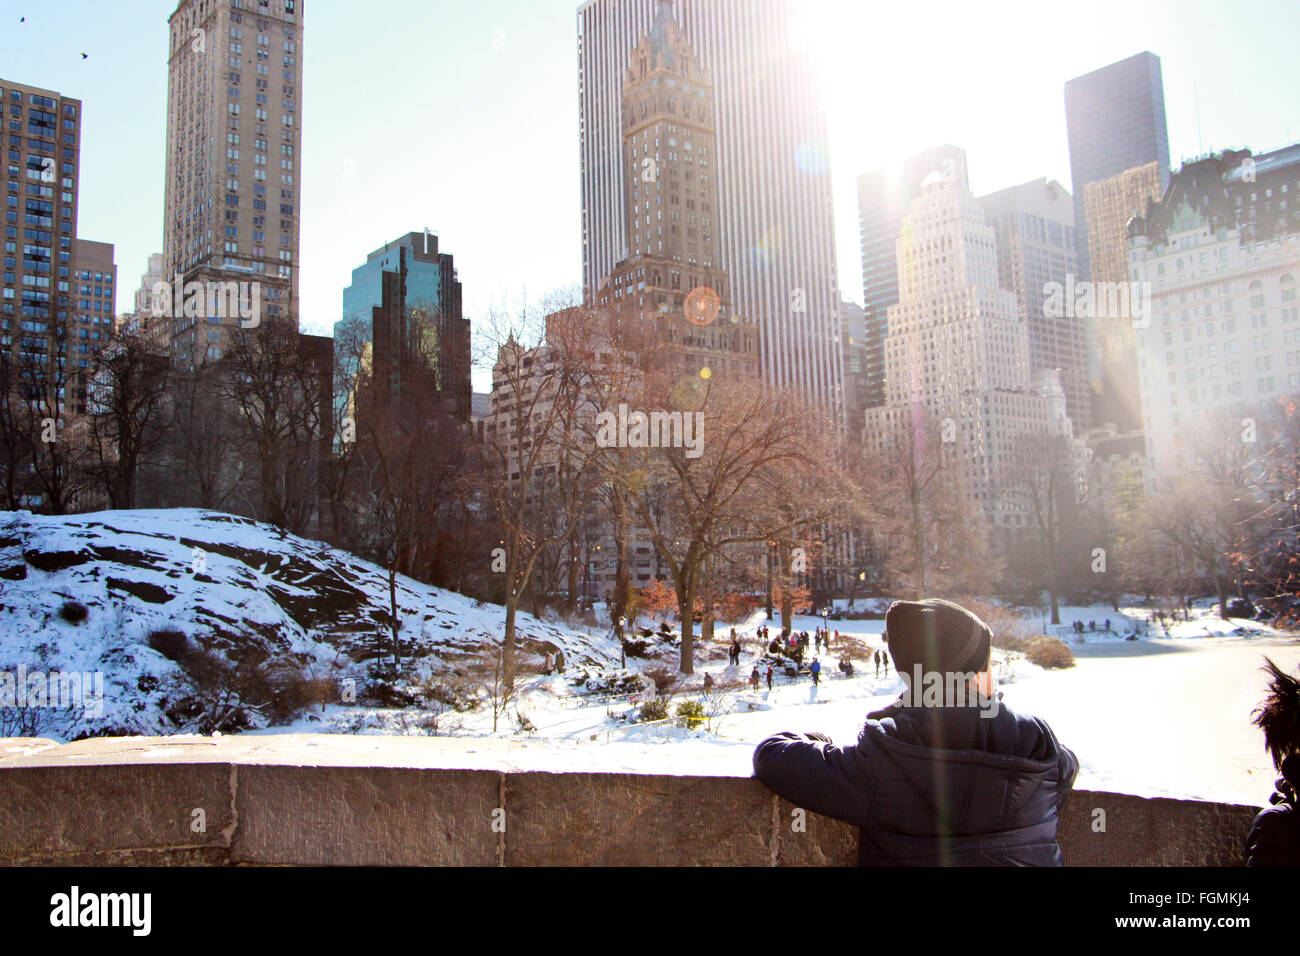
[415,677,477,713]
[676,699,705,730]
[169,648,277,733]
[58,601,89,625]
[643,666,678,694]
[1026,636,1075,669]
[638,697,670,722]
[148,629,193,663]
[964,599,1037,654]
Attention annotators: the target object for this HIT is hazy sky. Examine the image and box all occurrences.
[3,0,1297,391]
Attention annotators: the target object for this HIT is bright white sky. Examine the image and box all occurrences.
[3,0,1297,391]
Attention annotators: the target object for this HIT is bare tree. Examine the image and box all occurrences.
[86,325,172,510]
[474,291,599,690]
[863,404,993,600]
[1142,412,1259,618]
[162,360,241,512]
[625,377,842,674]
[997,431,1089,624]
[221,316,324,533]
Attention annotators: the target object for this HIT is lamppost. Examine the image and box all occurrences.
[618,615,626,670]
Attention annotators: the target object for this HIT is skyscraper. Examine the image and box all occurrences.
[1064,51,1171,282]
[857,145,969,410]
[978,177,1088,426]
[162,0,303,368]
[334,231,470,434]
[69,239,117,414]
[579,0,842,415]
[838,296,868,439]
[1129,145,1300,488]
[863,176,1079,529]
[592,2,757,383]
[0,79,81,389]
[1082,161,1164,429]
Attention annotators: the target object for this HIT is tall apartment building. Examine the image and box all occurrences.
[117,252,171,350]
[838,296,868,438]
[592,1,757,383]
[857,145,969,410]
[1129,145,1300,488]
[334,231,471,435]
[579,0,842,416]
[132,253,167,318]
[978,178,1088,426]
[1082,161,1165,429]
[862,176,1080,531]
[162,0,303,369]
[1,79,81,402]
[1065,51,1171,282]
[69,238,116,414]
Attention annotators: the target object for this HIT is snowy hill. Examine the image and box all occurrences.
[0,509,616,740]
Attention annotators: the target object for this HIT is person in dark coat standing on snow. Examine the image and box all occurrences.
[753,599,1078,866]
[1245,657,1300,865]
[765,665,773,691]
[811,658,821,685]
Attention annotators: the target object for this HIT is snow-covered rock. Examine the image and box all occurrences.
[0,509,616,740]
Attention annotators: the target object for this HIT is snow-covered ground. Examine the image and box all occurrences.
[268,602,1300,808]
[3,508,1296,807]
[0,509,619,738]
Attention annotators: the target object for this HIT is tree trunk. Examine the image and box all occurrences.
[613,488,630,629]
[765,547,774,620]
[678,577,695,675]
[566,530,579,616]
[388,564,401,673]
[503,598,518,690]
[700,557,715,646]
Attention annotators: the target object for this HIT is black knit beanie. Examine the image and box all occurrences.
[884,599,992,679]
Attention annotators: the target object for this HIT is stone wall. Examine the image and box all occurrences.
[0,736,1259,866]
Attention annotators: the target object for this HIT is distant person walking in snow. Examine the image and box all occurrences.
[766,665,774,691]
[544,652,555,675]
[874,649,881,677]
[750,667,760,691]
[1246,657,1300,865]
[703,672,714,695]
[555,650,566,673]
[811,658,821,685]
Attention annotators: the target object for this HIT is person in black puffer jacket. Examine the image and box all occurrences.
[1245,657,1300,866]
[753,598,1079,866]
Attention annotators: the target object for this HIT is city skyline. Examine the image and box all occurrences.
[3,0,1298,392]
